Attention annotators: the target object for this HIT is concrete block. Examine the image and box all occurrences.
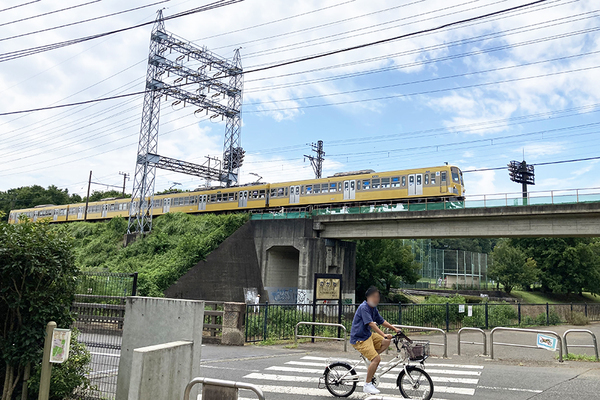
[117,297,205,400]
[222,302,245,346]
[128,341,192,400]
[202,384,238,399]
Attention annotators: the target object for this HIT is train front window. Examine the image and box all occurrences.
[451,167,460,183]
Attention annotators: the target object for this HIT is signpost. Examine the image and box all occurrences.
[312,273,343,342]
[50,329,72,364]
[38,322,71,400]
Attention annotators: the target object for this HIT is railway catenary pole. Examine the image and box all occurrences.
[305,140,325,179]
[84,170,92,221]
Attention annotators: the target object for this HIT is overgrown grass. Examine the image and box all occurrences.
[65,213,249,296]
[511,291,600,304]
[560,353,599,362]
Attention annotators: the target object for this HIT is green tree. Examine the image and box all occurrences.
[511,238,600,295]
[85,190,130,202]
[489,241,537,294]
[356,239,421,301]
[0,217,78,400]
[0,185,82,221]
[431,238,497,253]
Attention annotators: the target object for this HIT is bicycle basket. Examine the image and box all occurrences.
[407,340,430,360]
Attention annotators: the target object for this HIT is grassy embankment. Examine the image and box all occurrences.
[66,212,249,296]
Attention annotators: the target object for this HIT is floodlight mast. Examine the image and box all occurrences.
[127,10,244,236]
[508,160,535,205]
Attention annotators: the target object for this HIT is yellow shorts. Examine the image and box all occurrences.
[352,333,384,361]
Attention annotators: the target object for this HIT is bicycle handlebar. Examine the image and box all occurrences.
[392,331,413,351]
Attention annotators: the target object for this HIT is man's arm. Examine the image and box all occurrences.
[368,321,389,338]
[381,320,401,333]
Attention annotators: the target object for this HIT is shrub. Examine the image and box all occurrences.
[567,311,589,326]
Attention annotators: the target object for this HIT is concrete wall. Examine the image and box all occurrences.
[127,341,193,400]
[165,219,357,303]
[116,297,204,400]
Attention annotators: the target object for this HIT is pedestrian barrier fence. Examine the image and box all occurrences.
[294,322,347,352]
[563,329,599,361]
[183,377,265,400]
[392,324,448,358]
[490,327,563,362]
[457,327,487,356]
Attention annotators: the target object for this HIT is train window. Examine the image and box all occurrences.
[321,184,328,193]
[372,179,380,189]
[217,193,222,202]
[306,185,312,194]
[301,186,304,194]
[391,177,400,187]
[441,171,447,181]
[314,185,321,194]
[210,194,216,202]
[362,180,370,190]
[251,191,259,199]
[425,175,429,185]
[402,176,407,186]
[184,197,190,205]
[270,188,277,197]
[173,198,179,206]
[284,187,288,196]
[431,174,436,184]
[259,190,266,198]
[228,192,235,201]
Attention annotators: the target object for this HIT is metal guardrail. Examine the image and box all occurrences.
[294,322,347,352]
[183,377,265,400]
[490,327,563,362]
[392,324,447,358]
[457,327,487,356]
[563,329,599,361]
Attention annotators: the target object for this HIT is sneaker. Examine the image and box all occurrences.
[363,382,381,394]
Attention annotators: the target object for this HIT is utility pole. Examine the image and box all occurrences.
[119,172,130,197]
[84,171,92,221]
[304,140,325,179]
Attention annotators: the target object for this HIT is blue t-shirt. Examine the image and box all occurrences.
[350,301,385,344]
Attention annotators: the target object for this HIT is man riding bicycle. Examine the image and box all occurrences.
[350,286,401,395]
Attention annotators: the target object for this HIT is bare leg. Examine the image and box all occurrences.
[366,355,380,383]
[378,338,391,354]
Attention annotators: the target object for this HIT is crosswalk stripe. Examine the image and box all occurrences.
[285,361,482,376]
[300,356,484,369]
[243,373,476,396]
[265,366,478,385]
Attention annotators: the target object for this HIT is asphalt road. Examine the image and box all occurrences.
[196,343,600,400]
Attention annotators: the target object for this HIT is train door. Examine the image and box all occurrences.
[101,204,108,218]
[77,207,83,219]
[408,174,416,195]
[238,191,248,207]
[343,180,356,200]
[53,209,59,221]
[289,185,300,204]
[33,210,38,222]
[415,174,423,195]
[163,198,171,213]
[198,195,207,211]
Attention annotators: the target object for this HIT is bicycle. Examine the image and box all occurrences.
[319,332,434,399]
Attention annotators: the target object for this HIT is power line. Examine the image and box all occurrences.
[0,0,171,43]
[0,0,553,116]
[463,156,600,173]
[0,0,102,28]
[0,1,40,14]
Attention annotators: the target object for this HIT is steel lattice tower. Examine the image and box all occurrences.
[127,11,244,235]
[128,11,167,234]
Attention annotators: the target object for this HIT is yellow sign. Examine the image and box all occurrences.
[50,329,71,364]
[316,278,341,300]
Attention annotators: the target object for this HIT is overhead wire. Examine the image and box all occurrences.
[0,1,40,14]
[0,0,103,28]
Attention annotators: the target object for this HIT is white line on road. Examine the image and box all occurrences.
[300,356,484,369]
[285,361,482,375]
[243,373,476,395]
[265,366,479,385]
[200,365,260,373]
[477,385,543,393]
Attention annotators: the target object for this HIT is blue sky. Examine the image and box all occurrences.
[0,0,599,200]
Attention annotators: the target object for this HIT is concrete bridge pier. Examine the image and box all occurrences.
[165,219,356,304]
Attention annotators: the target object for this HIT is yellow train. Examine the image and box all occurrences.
[8,165,464,224]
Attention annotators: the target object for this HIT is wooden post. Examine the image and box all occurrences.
[38,321,56,400]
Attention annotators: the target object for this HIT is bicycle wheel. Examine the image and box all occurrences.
[397,367,434,400]
[323,362,357,397]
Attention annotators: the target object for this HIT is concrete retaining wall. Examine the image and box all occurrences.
[127,341,193,400]
[116,297,204,400]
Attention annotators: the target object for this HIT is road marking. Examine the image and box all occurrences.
[300,356,484,369]
[243,373,476,395]
[477,385,543,393]
[285,361,482,375]
[265,366,478,384]
[200,365,260,373]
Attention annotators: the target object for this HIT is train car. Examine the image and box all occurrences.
[269,164,464,208]
[7,165,464,224]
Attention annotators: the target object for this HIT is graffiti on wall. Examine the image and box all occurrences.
[297,289,312,304]
[265,287,298,304]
